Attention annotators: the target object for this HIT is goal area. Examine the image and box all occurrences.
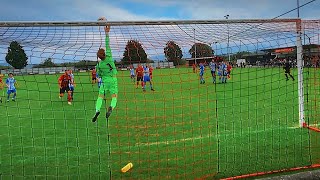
[0,19,319,179]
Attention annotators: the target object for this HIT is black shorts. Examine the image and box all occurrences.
[92,77,97,80]
[211,71,216,76]
[60,87,70,94]
[285,70,290,74]
[137,76,143,81]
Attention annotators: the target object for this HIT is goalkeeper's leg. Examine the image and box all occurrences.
[106,94,117,119]
[106,79,118,119]
[289,72,294,81]
[92,94,104,122]
[285,73,289,81]
[93,84,105,122]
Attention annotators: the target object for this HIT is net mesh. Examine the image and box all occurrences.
[0,19,319,179]
[303,20,320,166]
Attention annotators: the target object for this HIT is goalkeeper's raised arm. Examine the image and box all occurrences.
[92,22,119,123]
[104,25,113,61]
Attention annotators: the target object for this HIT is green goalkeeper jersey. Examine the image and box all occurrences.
[96,34,117,79]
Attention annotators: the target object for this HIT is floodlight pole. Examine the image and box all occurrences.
[225,15,230,62]
[297,0,300,18]
[194,28,197,65]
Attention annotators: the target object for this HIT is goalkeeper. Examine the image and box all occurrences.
[283,59,294,81]
[92,24,118,122]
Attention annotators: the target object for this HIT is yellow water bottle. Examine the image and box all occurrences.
[121,162,133,173]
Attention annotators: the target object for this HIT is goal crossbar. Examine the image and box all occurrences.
[0,18,300,27]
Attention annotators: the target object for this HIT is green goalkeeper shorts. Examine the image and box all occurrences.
[99,77,118,95]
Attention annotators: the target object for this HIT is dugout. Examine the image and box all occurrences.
[263,44,320,60]
[185,56,223,66]
[242,44,320,66]
[242,51,274,65]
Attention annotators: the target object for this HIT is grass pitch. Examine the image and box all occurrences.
[1,67,319,179]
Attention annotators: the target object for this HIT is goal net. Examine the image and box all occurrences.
[0,19,319,179]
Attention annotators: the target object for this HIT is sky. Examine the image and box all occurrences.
[0,0,319,21]
[0,0,320,66]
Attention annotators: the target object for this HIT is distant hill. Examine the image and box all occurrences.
[0,62,9,66]
[0,62,39,69]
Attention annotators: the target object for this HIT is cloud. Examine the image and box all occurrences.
[0,0,319,21]
[71,0,151,21]
[124,0,320,20]
[0,0,152,21]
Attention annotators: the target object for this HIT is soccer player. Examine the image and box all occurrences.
[149,64,154,81]
[192,63,196,73]
[0,74,4,103]
[209,60,216,83]
[129,65,135,82]
[69,69,75,100]
[222,61,228,83]
[92,23,118,122]
[218,62,227,83]
[199,62,205,84]
[227,62,232,79]
[217,62,222,82]
[6,73,17,102]
[92,68,97,84]
[58,70,72,105]
[135,64,144,89]
[283,59,294,81]
[96,72,102,89]
[142,64,155,92]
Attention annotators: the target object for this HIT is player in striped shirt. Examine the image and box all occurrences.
[6,73,17,102]
[96,72,102,89]
[91,68,97,84]
[149,64,154,81]
[219,61,227,83]
[142,64,155,92]
[69,69,75,100]
[135,64,144,89]
[199,63,205,84]
[209,60,217,83]
[129,65,135,82]
[58,70,72,105]
[227,62,232,79]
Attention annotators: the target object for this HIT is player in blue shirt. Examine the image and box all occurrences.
[68,70,75,101]
[142,64,155,92]
[96,72,102,89]
[129,65,135,83]
[199,63,205,84]
[6,73,17,102]
[209,60,217,83]
[219,61,227,83]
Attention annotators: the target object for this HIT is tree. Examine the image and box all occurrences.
[164,41,183,66]
[74,60,97,69]
[232,51,252,60]
[122,40,147,64]
[189,43,213,60]
[40,58,57,67]
[5,41,28,69]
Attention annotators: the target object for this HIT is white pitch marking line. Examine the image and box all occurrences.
[135,126,301,147]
